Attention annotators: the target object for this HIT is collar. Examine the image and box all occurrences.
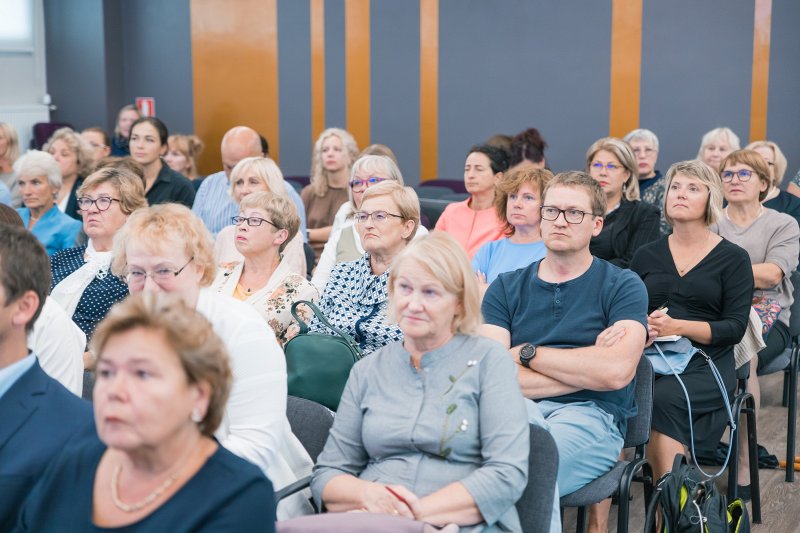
[0,353,36,401]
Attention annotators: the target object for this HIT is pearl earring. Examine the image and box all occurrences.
[191,409,203,423]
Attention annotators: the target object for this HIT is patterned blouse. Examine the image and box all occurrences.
[640,171,671,235]
[310,254,403,354]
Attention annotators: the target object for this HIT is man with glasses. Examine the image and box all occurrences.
[624,128,671,235]
[481,171,648,533]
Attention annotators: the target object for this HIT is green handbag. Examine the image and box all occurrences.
[283,300,364,411]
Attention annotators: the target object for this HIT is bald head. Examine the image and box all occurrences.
[221,126,263,177]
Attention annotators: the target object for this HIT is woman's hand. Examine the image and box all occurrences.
[646,309,676,338]
[358,482,418,518]
[595,324,627,348]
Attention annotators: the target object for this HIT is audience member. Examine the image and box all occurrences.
[312,232,529,532]
[311,155,428,293]
[192,126,307,238]
[128,117,195,207]
[16,292,277,532]
[15,150,81,254]
[788,169,800,199]
[165,133,205,187]
[586,137,660,268]
[0,180,10,206]
[624,128,670,234]
[111,203,313,518]
[302,128,359,260]
[44,127,95,219]
[50,166,148,339]
[629,160,752,486]
[697,127,740,172]
[211,192,317,344]
[214,157,306,276]
[81,127,112,162]
[311,181,419,355]
[481,171,648,533]
[110,104,142,156]
[0,122,21,206]
[435,144,508,258]
[0,224,94,532]
[746,140,800,229]
[486,133,514,153]
[472,167,552,291]
[508,127,547,171]
[358,143,398,164]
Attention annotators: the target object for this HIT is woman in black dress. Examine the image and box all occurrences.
[630,159,752,483]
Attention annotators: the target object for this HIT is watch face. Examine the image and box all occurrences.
[521,344,534,359]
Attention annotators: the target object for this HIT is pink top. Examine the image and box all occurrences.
[434,198,505,258]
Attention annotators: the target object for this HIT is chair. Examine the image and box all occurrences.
[30,122,73,149]
[418,179,467,194]
[419,198,453,228]
[517,424,559,533]
[303,242,315,280]
[559,356,655,533]
[414,185,454,199]
[276,396,335,502]
[285,175,311,190]
[725,363,761,523]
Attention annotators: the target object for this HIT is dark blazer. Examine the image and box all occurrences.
[63,176,85,220]
[590,199,661,269]
[0,359,94,531]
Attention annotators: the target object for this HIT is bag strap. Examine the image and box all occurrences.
[290,300,362,350]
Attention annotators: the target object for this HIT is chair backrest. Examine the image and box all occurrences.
[31,122,73,150]
[419,179,468,194]
[516,424,559,533]
[623,356,654,448]
[789,270,800,338]
[286,395,335,462]
[419,198,452,228]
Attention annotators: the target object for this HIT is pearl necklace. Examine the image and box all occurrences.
[110,464,183,513]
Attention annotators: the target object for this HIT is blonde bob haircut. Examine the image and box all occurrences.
[359,180,420,242]
[495,167,554,236]
[91,292,232,437]
[585,137,640,201]
[228,156,287,201]
[662,160,723,227]
[719,150,771,202]
[77,167,148,215]
[239,191,299,253]
[43,127,95,178]
[389,231,481,335]
[697,127,741,159]
[112,203,216,287]
[745,140,788,186]
[347,155,405,211]
[0,122,20,163]
[309,128,359,197]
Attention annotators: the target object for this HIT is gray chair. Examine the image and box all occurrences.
[559,356,655,533]
[517,424,559,533]
[414,185,453,199]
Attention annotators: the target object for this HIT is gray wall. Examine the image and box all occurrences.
[0,0,48,107]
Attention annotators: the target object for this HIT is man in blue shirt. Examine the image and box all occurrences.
[481,171,648,532]
[192,126,308,239]
[0,224,94,531]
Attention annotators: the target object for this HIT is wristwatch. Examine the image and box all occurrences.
[519,343,537,368]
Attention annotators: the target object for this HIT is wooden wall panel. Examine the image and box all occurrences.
[191,0,279,174]
[419,0,438,182]
[345,0,370,148]
[609,0,642,137]
[310,0,325,144]
[750,0,772,142]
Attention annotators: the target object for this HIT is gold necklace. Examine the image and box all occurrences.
[110,464,182,513]
[673,233,710,274]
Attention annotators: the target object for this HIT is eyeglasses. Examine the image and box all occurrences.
[126,257,194,288]
[77,197,120,211]
[354,210,403,224]
[590,162,621,172]
[632,147,657,156]
[349,176,387,190]
[232,215,279,229]
[720,169,754,183]
[540,206,594,224]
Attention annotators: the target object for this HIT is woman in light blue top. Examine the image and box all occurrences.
[14,150,81,255]
[473,167,553,292]
[312,232,529,532]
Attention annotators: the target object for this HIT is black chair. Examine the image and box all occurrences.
[418,179,467,194]
[726,363,761,523]
[414,185,453,199]
[303,242,315,280]
[559,356,655,533]
[419,198,453,228]
[517,424,559,533]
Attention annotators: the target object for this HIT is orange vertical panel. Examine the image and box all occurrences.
[750,0,772,142]
[191,0,279,174]
[345,0,370,148]
[419,0,438,182]
[310,0,326,143]
[608,0,642,138]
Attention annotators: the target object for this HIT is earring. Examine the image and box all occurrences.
[191,409,203,423]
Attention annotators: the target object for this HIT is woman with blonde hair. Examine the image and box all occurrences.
[301,128,359,259]
[0,122,21,206]
[745,140,800,228]
[311,231,529,531]
[44,127,95,219]
[214,156,306,275]
[697,127,740,172]
[110,104,142,156]
[165,134,205,185]
[586,137,660,267]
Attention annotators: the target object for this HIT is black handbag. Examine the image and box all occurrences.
[283,300,364,411]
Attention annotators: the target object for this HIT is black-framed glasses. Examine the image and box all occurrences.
[77,197,120,211]
[232,215,279,229]
[354,210,403,224]
[540,206,594,224]
[126,257,194,287]
[720,169,754,183]
[349,176,387,190]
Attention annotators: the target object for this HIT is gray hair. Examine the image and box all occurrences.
[13,150,62,190]
[623,128,659,151]
[347,155,405,210]
[697,127,740,158]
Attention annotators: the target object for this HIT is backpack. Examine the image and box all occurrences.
[644,454,749,533]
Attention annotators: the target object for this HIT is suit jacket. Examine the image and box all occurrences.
[0,359,94,531]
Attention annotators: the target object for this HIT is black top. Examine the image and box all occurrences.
[145,161,196,208]
[63,176,86,220]
[16,439,276,532]
[50,246,129,339]
[764,189,800,232]
[590,199,660,268]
